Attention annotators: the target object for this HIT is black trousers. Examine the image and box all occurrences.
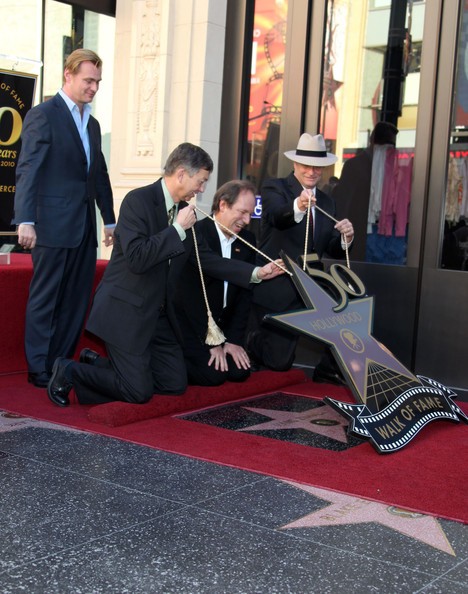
[247,301,339,374]
[25,224,95,374]
[72,313,187,404]
[185,346,250,386]
[247,309,298,371]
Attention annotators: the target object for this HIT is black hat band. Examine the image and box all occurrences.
[296,149,327,157]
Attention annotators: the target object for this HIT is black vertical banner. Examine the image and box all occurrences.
[0,70,37,243]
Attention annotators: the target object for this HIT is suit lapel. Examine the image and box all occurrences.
[54,94,88,162]
[287,171,324,248]
[152,180,171,229]
[202,217,222,255]
[200,217,229,310]
[231,233,249,262]
[287,171,302,197]
[315,189,328,240]
[286,172,313,239]
[87,117,98,166]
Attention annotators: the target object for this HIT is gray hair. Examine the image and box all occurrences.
[164,143,213,176]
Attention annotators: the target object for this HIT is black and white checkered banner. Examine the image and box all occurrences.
[326,376,468,453]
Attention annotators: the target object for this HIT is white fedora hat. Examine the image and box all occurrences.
[284,133,338,166]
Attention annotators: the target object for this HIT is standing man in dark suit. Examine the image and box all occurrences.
[247,133,354,380]
[12,49,116,388]
[175,179,257,386]
[46,143,284,407]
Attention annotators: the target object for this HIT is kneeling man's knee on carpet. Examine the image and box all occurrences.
[118,377,154,404]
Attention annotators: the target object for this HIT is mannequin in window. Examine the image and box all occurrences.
[332,121,399,261]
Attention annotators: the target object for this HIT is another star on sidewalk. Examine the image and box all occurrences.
[280,482,456,555]
[238,403,349,442]
[0,411,77,434]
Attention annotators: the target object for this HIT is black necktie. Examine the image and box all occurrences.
[168,205,176,225]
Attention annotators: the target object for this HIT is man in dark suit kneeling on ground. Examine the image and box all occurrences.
[175,179,258,386]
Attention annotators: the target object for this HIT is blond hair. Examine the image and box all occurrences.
[63,49,102,81]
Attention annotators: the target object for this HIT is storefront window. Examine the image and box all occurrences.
[244,0,288,192]
[322,0,425,264]
[440,1,468,271]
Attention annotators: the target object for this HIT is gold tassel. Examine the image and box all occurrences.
[205,310,226,346]
[191,225,226,346]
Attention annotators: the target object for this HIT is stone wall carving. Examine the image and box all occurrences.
[137,0,160,156]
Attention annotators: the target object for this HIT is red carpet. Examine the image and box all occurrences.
[2,255,466,522]
[87,369,307,426]
[0,254,108,374]
[0,370,466,524]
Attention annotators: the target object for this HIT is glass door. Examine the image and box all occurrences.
[320,0,425,266]
[415,1,468,394]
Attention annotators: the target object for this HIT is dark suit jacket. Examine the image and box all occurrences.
[332,147,373,261]
[86,179,256,355]
[175,216,256,349]
[254,171,345,312]
[13,92,115,247]
[258,171,343,262]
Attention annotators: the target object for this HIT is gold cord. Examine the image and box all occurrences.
[191,226,226,346]
[303,193,312,271]
[193,204,292,276]
[301,188,351,270]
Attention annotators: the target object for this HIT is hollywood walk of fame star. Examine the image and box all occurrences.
[0,411,78,434]
[280,481,456,556]
[263,256,467,452]
[267,254,419,412]
[238,403,349,443]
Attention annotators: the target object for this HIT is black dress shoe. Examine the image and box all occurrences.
[47,358,73,407]
[28,371,51,389]
[79,348,100,365]
[313,366,347,386]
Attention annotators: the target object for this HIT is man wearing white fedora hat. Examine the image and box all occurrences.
[247,132,354,383]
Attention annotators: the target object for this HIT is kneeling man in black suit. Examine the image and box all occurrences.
[175,179,258,386]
